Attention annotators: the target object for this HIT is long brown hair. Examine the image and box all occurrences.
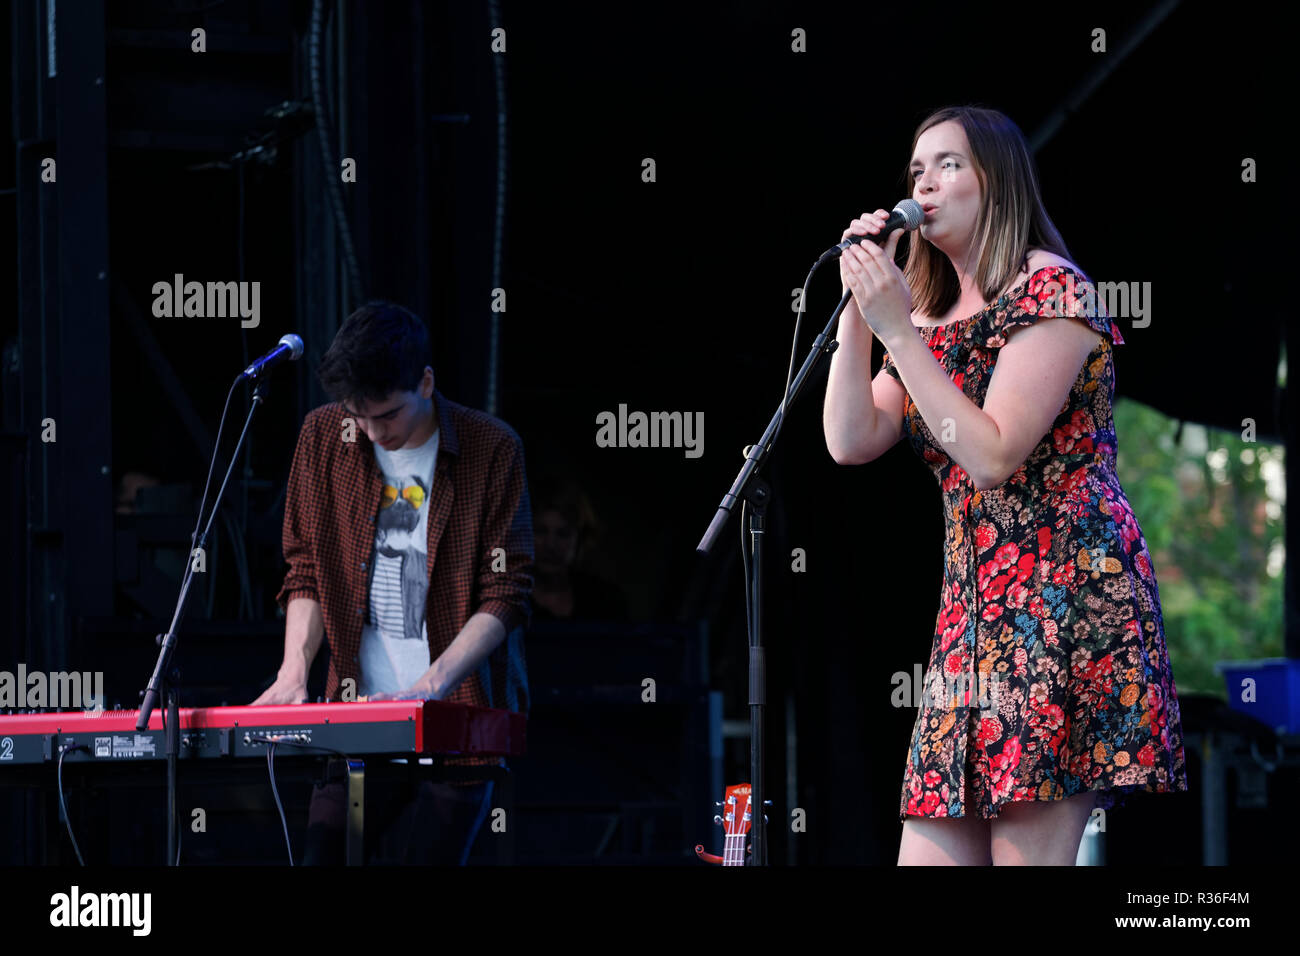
[901,105,1076,319]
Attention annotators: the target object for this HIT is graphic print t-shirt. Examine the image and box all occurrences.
[358,429,440,697]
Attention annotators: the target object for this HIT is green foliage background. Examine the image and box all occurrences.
[1113,398,1285,698]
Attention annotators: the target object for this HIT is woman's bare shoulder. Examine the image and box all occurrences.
[998,250,1082,300]
[1023,250,1080,277]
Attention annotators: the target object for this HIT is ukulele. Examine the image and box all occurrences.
[694,783,752,865]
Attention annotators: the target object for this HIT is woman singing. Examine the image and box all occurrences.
[823,105,1187,865]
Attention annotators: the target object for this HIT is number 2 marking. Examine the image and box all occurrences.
[0,737,13,760]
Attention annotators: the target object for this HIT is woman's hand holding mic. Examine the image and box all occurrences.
[838,208,913,347]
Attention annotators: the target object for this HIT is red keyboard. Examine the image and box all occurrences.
[0,700,526,765]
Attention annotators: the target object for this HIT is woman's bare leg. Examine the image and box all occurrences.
[898,778,992,865]
[989,791,1096,865]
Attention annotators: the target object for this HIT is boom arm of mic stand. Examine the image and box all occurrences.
[696,288,854,554]
[137,379,272,731]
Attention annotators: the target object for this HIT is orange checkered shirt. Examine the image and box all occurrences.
[275,390,533,772]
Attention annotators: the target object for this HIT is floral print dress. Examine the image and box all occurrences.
[879,264,1187,820]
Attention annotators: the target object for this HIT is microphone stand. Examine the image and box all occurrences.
[696,285,858,866]
[136,375,273,865]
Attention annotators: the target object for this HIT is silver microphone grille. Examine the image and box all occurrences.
[279,334,305,359]
[893,199,925,231]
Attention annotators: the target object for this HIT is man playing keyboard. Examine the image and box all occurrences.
[253,301,534,864]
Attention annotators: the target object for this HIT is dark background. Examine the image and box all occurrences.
[2,0,1292,865]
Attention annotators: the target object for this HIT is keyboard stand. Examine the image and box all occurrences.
[326,756,516,865]
[345,759,365,866]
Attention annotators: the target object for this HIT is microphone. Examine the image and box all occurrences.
[241,333,304,380]
[821,199,924,260]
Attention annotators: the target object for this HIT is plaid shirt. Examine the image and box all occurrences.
[275,390,533,770]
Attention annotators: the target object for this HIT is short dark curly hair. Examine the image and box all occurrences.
[317,300,432,409]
